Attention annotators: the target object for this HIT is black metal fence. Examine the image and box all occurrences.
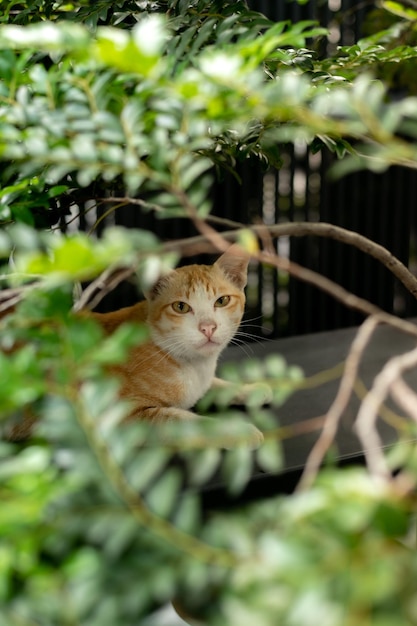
[211,146,417,338]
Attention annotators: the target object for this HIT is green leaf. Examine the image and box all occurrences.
[287,365,304,382]
[0,446,50,481]
[90,323,149,366]
[0,22,90,52]
[127,448,169,493]
[222,445,253,495]
[382,0,417,20]
[218,363,242,384]
[173,492,200,533]
[145,468,182,518]
[240,358,265,383]
[47,185,69,198]
[373,502,409,537]
[95,17,166,76]
[0,204,11,221]
[187,447,222,486]
[256,438,283,474]
[102,517,139,558]
[189,18,217,55]
[179,156,213,191]
[0,230,11,256]
[264,354,288,379]
[13,228,137,282]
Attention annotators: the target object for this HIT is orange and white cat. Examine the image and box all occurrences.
[90,246,265,445]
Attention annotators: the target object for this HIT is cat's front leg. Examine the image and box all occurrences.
[139,406,263,449]
[211,377,273,406]
[138,406,200,423]
[200,377,269,448]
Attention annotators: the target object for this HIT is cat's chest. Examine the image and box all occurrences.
[178,359,217,409]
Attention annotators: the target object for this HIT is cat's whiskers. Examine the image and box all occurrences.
[236,329,270,343]
[239,320,270,336]
[154,336,192,361]
[228,337,254,357]
[237,317,271,341]
[134,322,268,366]
[241,314,264,325]
[227,322,273,357]
[132,341,177,369]
[135,350,168,370]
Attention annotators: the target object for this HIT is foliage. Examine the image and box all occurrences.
[0,272,298,625]
[1,1,417,625]
[1,0,417,224]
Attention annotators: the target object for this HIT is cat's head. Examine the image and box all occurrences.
[146,246,249,361]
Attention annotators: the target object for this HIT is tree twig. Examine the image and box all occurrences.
[69,218,417,339]
[390,377,417,424]
[72,265,136,312]
[296,315,383,491]
[96,198,417,298]
[354,345,417,480]
[161,220,417,301]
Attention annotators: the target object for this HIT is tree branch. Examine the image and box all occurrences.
[355,345,417,480]
[98,198,417,300]
[162,220,417,301]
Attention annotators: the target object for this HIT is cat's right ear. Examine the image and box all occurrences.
[144,272,174,301]
[140,256,175,301]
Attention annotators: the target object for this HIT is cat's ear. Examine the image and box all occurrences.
[215,245,249,289]
[144,271,174,301]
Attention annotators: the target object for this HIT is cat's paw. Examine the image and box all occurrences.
[239,422,264,449]
[149,416,263,450]
[220,421,264,450]
[234,381,273,407]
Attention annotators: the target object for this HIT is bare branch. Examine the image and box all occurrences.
[101,195,417,299]
[390,377,417,424]
[70,220,417,340]
[355,345,417,480]
[297,315,384,491]
[256,248,382,319]
[162,220,417,301]
[0,284,45,315]
[72,265,136,312]
[0,293,23,314]
[97,196,173,215]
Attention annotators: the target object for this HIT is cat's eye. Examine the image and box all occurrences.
[214,295,231,308]
[172,301,191,314]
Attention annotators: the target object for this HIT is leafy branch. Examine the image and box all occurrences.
[3,2,417,624]
[68,384,238,568]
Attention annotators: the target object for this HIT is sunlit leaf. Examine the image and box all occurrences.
[382,0,417,20]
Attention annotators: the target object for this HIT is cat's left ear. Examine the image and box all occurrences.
[215,245,249,290]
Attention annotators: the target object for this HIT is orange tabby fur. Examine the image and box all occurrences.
[1,247,265,445]
[90,247,251,424]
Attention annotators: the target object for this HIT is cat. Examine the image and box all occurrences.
[89,246,267,447]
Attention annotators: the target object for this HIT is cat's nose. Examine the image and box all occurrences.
[199,322,217,338]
